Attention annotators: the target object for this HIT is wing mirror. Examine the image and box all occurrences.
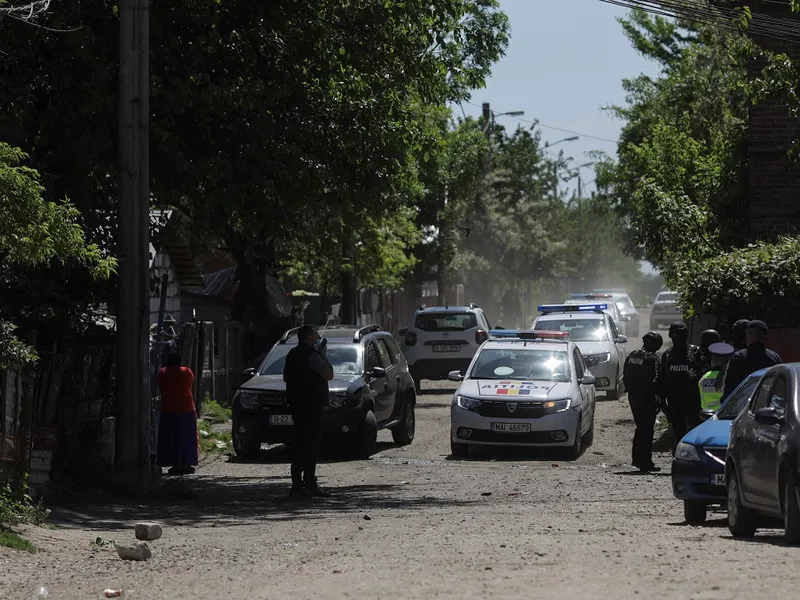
[615,335,628,344]
[447,370,464,382]
[754,407,783,426]
[581,373,596,386]
[243,367,255,378]
[369,366,387,379]
[699,409,715,422]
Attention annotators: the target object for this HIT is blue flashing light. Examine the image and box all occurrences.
[488,329,569,341]
[538,303,608,314]
[488,329,522,338]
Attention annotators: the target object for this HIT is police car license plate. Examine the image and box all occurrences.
[433,344,461,352]
[711,474,725,486]
[270,414,293,425]
[491,423,531,433]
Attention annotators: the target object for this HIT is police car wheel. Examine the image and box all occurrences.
[782,466,800,545]
[566,417,583,461]
[607,381,622,401]
[450,440,469,457]
[684,500,707,524]
[582,416,595,447]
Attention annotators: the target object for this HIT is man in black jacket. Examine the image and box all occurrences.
[623,331,663,472]
[730,319,751,352]
[660,322,703,451]
[283,325,334,497]
[722,320,782,401]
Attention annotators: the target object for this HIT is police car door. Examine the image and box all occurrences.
[608,316,626,382]
[574,348,593,431]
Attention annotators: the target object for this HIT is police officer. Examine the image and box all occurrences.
[722,320,782,401]
[696,329,722,374]
[730,319,750,351]
[699,342,735,413]
[660,322,702,450]
[283,325,334,497]
[623,331,663,472]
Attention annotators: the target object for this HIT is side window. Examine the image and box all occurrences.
[608,317,619,340]
[750,372,777,413]
[383,336,402,364]
[365,343,381,372]
[574,350,585,379]
[768,376,788,418]
[374,338,393,368]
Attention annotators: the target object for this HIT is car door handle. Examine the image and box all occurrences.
[384,381,389,391]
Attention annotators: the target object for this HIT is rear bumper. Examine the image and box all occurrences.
[650,314,681,328]
[671,458,726,504]
[410,358,473,380]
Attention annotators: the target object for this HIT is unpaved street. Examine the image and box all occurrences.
[4,372,800,600]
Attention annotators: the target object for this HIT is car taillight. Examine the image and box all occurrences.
[475,329,488,344]
[404,331,417,346]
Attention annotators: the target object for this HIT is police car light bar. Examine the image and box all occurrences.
[569,293,613,300]
[488,329,570,341]
[538,303,608,313]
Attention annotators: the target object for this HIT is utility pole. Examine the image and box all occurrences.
[116,0,151,491]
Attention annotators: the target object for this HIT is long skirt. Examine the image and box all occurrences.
[157,411,199,467]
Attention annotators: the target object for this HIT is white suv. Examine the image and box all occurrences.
[400,304,492,393]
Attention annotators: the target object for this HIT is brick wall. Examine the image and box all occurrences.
[748,2,800,239]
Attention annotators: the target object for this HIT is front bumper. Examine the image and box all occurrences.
[410,357,473,381]
[671,458,726,504]
[450,405,579,447]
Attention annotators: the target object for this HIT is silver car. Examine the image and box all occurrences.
[448,330,597,460]
[593,290,639,337]
[650,290,682,329]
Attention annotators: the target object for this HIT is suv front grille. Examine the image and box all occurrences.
[477,401,546,419]
[258,392,288,406]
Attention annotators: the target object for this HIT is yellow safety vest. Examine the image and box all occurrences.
[699,370,723,411]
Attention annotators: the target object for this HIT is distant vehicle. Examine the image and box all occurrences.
[447,330,596,459]
[671,369,766,524]
[532,303,628,399]
[400,304,492,394]
[231,325,416,460]
[649,290,682,329]
[592,290,639,337]
[566,294,624,330]
[726,363,800,544]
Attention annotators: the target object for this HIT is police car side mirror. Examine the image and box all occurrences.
[699,409,715,422]
[448,370,464,382]
[243,367,255,378]
[581,373,596,386]
[399,328,408,337]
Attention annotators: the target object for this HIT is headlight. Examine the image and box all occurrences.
[238,393,259,409]
[456,395,482,411]
[544,398,571,412]
[328,394,349,408]
[585,353,611,367]
[675,442,702,462]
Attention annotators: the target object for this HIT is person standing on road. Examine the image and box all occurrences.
[156,352,199,475]
[659,322,702,452]
[699,342,735,413]
[623,331,663,472]
[730,319,751,351]
[696,329,721,375]
[721,320,782,401]
[283,325,334,498]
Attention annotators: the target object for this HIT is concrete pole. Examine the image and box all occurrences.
[116,0,150,491]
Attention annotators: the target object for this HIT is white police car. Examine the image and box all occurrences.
[531,303,627,399]
[448,330,597,459]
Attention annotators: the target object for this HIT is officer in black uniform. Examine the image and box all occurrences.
[721,320,782,401]
[659,322,702,452]
[623,331,663,472]
[730,319,750,352]
[283,325,334,497]
[696,329,722,375]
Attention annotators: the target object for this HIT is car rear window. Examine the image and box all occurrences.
[415,312,477,331]
[656,292,677,302]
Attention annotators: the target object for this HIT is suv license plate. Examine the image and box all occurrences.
[433,344,461,352]
[270,414,294,425]
[491,423,531,433]
[711,474,725,486]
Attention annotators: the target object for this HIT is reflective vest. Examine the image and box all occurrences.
[699,370,723,411]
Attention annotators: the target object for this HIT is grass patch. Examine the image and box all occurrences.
[198,418,233,454]
[199,398,231,423]
[0,530,36,552]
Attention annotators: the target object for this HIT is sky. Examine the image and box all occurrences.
[461,0,662,197]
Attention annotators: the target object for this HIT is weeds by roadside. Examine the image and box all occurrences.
[198,418,233,455]
[0,474,48,552]
[200,398,231,424]
[0,530,36,552]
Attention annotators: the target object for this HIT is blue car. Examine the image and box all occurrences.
[671,368,767,524]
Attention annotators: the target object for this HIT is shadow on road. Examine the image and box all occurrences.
[226,441,398,466]
[415,402,451,410]
[445,445,583,463]
[419,388,457,397]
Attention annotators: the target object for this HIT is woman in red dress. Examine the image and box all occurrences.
[157,352,199,475]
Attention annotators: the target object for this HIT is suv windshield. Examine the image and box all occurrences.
[656,292,677,303]
[415,312,477,331]
[534,318,609,342]
[716,374,762,420]
[615,296,634,309]
[258,344,363,376]
[470,349,570,382]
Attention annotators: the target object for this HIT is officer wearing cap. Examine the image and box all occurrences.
[659,321,703,450]
[721,320,782,401]
[623,331,663,472]
[699,342,735,412]
[730,319,751,351]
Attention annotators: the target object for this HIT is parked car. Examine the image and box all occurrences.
[592,290,639,337]
[671,369,766,524]
[231,325,416,460]
[448,330,596,459]
[401,304,492,394]
[727,363,800,543]
[566,294,625,332]
[649,290,681,329]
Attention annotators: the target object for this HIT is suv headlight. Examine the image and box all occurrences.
[328,394,350,408]
[456,395,482,411]
[675,442,702,462]
[585,353,611,367]
[544,398,571,412]
[238,393,259,409]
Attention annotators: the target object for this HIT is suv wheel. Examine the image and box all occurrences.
[727,467,757,538]
[232,426,260,459]
[783,466,800,544]
[391,396,415,446]
[450,440,469,457]
[414,378,422,395]
[354,410,378,460]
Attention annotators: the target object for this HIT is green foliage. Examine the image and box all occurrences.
[200,398,232,423]
[674,237,800,326]
[0,530,36,552]
[197,419,232,455]
[0,474,48,528]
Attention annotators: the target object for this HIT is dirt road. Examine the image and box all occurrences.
[3,373,800,600]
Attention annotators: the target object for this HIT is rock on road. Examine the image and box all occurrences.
[3,314,797,600]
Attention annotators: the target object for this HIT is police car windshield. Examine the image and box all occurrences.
[258,344,363,376]
[716,374,762,420]
[414,312,477,332]
[534,319,609,342]
[470,349,570,382]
